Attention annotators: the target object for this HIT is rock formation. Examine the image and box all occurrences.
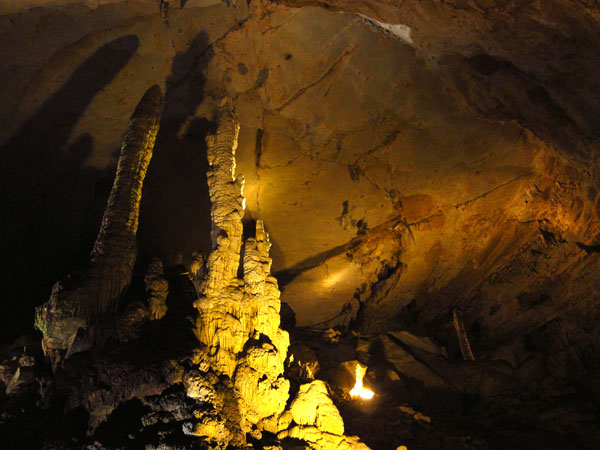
[145,257,169,320]
[2,1,600,449]
[189,251,206,296]
[192,104,290,436]
[190,105,371,448]
[278,380,371,450]
[453,308,475,361]
[34,85,163,367]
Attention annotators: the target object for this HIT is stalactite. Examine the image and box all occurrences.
[453,308,476,361]
[34,85,163,368]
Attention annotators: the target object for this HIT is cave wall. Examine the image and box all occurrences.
[1,0,599,366]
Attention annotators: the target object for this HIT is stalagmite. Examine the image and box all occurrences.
[192,104,289,436]
[145,257,168,320]
[453,308,475,361]
[34,85,163,367]
[278,381,371,450]
[191,104,371,449]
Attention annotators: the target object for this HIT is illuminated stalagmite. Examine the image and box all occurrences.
[192,104,290,435]
[191,104,372,449]
[35,85,162,367]
[278,380,371,450]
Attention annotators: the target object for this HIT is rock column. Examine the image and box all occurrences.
[193,105,289,436]
[35,85,163,367]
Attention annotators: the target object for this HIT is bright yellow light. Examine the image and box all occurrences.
[349,362,374,400]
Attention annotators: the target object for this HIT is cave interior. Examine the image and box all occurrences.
[1,1,600,449]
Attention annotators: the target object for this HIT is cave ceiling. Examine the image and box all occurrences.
[1,0,600,361]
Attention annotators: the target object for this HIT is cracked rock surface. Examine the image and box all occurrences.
[3,1,600,347]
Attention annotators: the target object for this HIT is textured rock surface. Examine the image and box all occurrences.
[192,106,290,436]
[278,380,371,450]
[1,1,599,353]
[188,107,371,448]
[289,380,345,435]
[1,1,600,448]
[145,257,169,320]
[34,85,162,367]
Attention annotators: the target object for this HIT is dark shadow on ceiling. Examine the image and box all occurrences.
[137,31,214,267]
[0,35,139,342]
[274,238,358,288]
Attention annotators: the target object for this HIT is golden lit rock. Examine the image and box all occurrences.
[3,2,600,448]
[192,104,289,438]
[349,362,374,400]
[289,380,345,435]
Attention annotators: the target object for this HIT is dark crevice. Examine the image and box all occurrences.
[255,128,264,173]
[576,242,600,253]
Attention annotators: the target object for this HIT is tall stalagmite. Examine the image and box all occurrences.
[191,105,372,449]
[35,85,163,367]
[193,104,290,436]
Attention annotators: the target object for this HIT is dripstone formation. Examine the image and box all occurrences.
[34,85,163,368]
[2,2,600,449]
[1,94,372,450]
[188,105,370,448]
[190,104,290,441]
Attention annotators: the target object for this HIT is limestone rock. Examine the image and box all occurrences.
[182,415,231,446]
[289,380,344,436]
[288,343,320,380]
[372,334,451,389]
[116,301,149,343]
[188,252,206,296]
[34,85,163,368]
[192,105,289,438]
[0,3,599,449]
[329,360,363,393]
[0,361,17,389]
[183,369,220,405]
[279,426,371,450]
[145,258,169,320]
[5,367,37,396]
[181,106,372,447]
[387,331,447,358]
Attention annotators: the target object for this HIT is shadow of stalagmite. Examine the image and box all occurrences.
[138,32,214,265]
[0,35,140,342]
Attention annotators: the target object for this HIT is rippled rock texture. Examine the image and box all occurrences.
[34,85,162,368]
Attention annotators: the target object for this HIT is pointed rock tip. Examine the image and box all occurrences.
[133,84,163,119]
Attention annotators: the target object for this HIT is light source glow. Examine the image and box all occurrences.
[349,362,374,400]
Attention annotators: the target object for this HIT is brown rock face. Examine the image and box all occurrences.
[1,0,598,350]
[34,85,162,367]
[1,2,600,446]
